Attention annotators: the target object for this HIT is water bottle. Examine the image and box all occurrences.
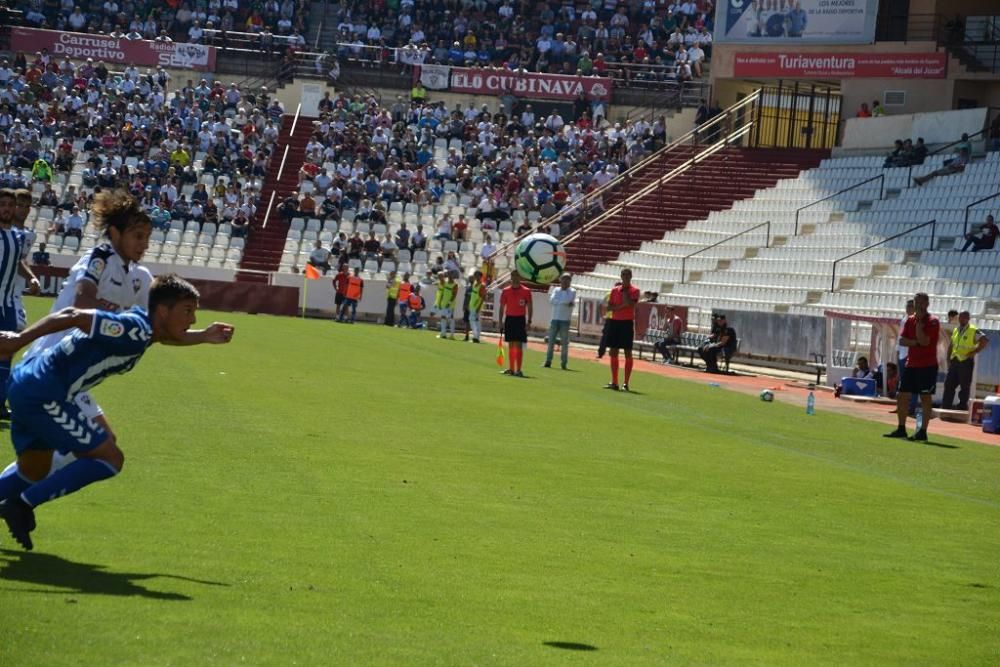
[915,407,924,432]
[806,391,816,415]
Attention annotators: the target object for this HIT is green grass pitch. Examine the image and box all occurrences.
[2,297,999,665]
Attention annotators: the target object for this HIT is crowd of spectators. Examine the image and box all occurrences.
[15,0,309,47]
[0,49,281,243]
[325,0,715,83]
[285,89,669,271]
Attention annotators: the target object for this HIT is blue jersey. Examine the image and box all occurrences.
[12,308,153,402]
[0,226,25,310]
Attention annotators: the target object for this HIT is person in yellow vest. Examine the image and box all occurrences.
[464,269,486,343]
[396,271,412,327]
[407,284,425,328]
[384,270,400,326]
[435,271,459,339]
[411,81,427,103]
[942,310,988,411]
[337,267,364,323]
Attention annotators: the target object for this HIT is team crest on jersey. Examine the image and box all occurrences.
[89,257,106,278]
[99,319,124,338]
[133,278,141,293]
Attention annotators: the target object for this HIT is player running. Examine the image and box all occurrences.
[0,274,234,550]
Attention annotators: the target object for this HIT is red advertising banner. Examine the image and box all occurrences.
[577,298,688,338]
[635,303,688,340]
[447,67,613,102]
[11,27,217,72]
[733,52,947,79]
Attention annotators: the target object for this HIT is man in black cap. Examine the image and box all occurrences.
[699,313,737,373]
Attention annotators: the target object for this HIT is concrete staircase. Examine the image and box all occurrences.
[237,114,315,282]
[564,147,828,276]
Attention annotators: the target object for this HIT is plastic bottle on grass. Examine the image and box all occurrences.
[806,391,815,415]
[915,407,924,432]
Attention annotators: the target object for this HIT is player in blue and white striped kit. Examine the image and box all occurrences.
[12,188,39,331]
[0,190,41,417]
[0,274,234,550]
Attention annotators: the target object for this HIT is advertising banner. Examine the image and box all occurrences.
[714,0,879,44]
[438,67,613,102]
[576,299,689,339]
[733,52,948,78]
[634,303,689,340]
[419,64,451,90]
[11,27,217,71]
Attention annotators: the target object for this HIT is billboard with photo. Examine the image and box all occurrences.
[714,0,879,44]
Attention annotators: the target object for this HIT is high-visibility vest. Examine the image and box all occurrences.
[397,281,412,303]
[386,278,400,299]
[469,283,484,311]
[436,282,457,309]
[346,275,363,300]
[950,324,979,362]
[408,293,423,310]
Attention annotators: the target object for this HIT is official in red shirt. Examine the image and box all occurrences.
[885,291,940,441]
[498,271,533,376]
[605,268,640,391]
[333,264,349,311]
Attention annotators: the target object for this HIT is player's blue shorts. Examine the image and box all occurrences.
[8,384,107,455]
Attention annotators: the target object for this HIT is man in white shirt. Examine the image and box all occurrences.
[688,44,705,77]
[544,273,576,369]
[308,240,333,274]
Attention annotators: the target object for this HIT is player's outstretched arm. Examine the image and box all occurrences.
[0,307,94,359]
[163,323,236,347]
[17,259,40,295]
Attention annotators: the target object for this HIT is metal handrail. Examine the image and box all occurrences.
[830,219,937,291]
[964,191,1000,237]
[264,103,302,229]
[313,0,328,51]
[274,103,303,183]
[794,174,885,236]
[680,221,771,284]
[261,190,278,230]
[906,126,988,184]
[484,91,763,289]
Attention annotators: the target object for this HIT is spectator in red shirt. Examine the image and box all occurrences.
[960,214,998,252]
[605,268,640,391]
[498,272,533,377]
[885,292,940,441]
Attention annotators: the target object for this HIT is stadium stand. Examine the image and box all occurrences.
[0,49,275,271]
[570,148,1000,327]
[310,0,716,83]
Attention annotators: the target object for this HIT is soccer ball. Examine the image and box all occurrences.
[514,233,566,284]
[759,389,774,402]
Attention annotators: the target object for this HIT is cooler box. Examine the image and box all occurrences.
[841,377,877,397]
[982,395,1000,434]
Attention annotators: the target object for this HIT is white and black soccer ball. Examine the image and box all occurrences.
[759,389,774,402]
[513,233,567,284]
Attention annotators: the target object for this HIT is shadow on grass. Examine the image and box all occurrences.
[920,439,961,449]
[0,549,228,600]
[543,641,598,651]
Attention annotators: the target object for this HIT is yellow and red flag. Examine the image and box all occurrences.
[496,335,505,367]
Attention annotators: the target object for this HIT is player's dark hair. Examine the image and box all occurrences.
[0,189,15,201]
[13,188,31,201]
[91,189,151,236]
[148,274,200,313]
